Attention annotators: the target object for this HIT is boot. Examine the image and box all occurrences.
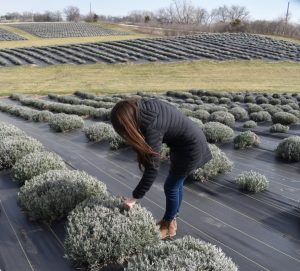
[157,219,177,239]
[168,219,177,238]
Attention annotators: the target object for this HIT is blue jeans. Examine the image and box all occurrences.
[163,174,186,220]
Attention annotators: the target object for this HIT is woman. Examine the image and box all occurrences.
[111,97,212,239]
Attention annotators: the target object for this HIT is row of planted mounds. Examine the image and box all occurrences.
[0,120,238,271]
[9,22,126,38]
[0,27,26,41]
[0,32,299,67]
[0,101,85,133]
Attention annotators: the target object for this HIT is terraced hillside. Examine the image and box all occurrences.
[0,33,299,67]
[9,22,126,38]
[0,28,26,41]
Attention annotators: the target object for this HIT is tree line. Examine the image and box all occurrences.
[1,6,97,23]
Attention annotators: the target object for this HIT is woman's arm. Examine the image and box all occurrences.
[132,128,163,199]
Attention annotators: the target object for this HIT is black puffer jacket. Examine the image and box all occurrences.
[132,98,212,199]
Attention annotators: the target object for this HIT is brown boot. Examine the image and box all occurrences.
[157,219,177,239]
[168,219,177,238]
[157,219,169,239]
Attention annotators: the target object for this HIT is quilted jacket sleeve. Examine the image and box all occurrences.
[132,128,163,199]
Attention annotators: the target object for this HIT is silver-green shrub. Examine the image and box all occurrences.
[192,109,210,122]
[270,124,289,133]
[126,236,238,271]
[49,113,84,132]
[203,122,234,143]
[250,111,272,122]
[272,112,299,125]
[160,143,170,160]
[0,136,44,170]
[189,117,204,129]
[12,151,66,185]
[0,123,25,140]
[84,122,115,142]
[33,110,54,122]
[234,131,260,149]
[18,170,108,222]
[108,133,127,150]
[276,136,300,161]
[247,104,263,114]
[235,170,269,192]
[243,120,257,129]
[192,144,233,182]
[229,107,248,121]
[209,111,235,127]
[64,196,160,269]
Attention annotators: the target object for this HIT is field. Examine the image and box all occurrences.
[0,23,151,49]
[9,22,126,38]
[0,60,300,95]
[0,33,299,68]
[0,27,26,41]
[0,90,299,271]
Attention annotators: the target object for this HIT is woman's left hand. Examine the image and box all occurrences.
[123,197,137,210]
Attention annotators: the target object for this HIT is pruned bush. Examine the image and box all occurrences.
[244,95,255,103]
[233,94,244,102]
[160,144,170,160]
[192,109,210,122]
[243,120,257,129]
[229,107,248,121]
[126,236,238,271]
[270,124,289,133]
[249,111,272,122]
[208,105,228,113]
[207,96,219,104]
[91,108,111,120]
[289,110,300,119]
[256,96,269,104]
[263,106,282,116]
[0,123,25,140]
[276,136,300,161]
[235,170,269,192]
[109,133,127,150]
[203,122,234,144]
[84,123,115,142]
[64,196,160,269]
[247,104,263,114]
[0,136,44,170]
[12,151,66,185]
[33,110,54,122]
[269,98,281,105]
[219,97,231,104]
[18,170,108,222]
[189,117,204,129]
[192,144,233,182]
[277,104,293,112]
[234,131,260,149]
[209,111,235,127]
[49,113,84,132]
[272,112,299,125]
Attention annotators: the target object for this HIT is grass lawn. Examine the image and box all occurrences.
[0,60,300,96]
[0,22,155,49]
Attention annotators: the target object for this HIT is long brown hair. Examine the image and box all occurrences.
[111,98,159,169]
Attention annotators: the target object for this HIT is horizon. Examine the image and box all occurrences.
[1,1,300,23]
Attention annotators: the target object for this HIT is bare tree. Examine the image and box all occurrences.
[227,5,250,21]
[64,6,80,22]
[193,7,208,24]
[212,5,229,23]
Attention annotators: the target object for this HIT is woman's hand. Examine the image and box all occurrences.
[123,197,137,210]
